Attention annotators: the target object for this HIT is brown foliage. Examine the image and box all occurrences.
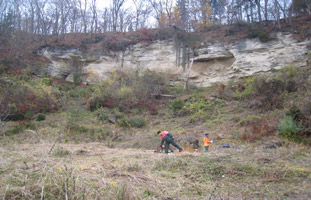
[0,84,59,120]
[241,118,278,142]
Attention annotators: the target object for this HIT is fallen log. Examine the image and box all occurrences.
[151,94,176,98]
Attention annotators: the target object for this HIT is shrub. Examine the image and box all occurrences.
[169,94,224,121]
[53,146,71,157]
[6,125,25,135]
[73,74,81,85]
[232,76,256,99]
[36,113,46,121]
[236,75,297,110]
[117,117,130,127]
[87,70,168,111]
[99,128,113,139]
[24,110,34,120]
[278,116,301,139]
[41,78,52,85]
[169,99,185,115]
[247,29,270,43]
[286,106,303,123]
[127,116,146,128]
[117,116,146,128]
[188,95,225,121]
[117,86,138,109]
[5,121,35,135]
[98,112,109,121]
[280,65,298,78]
[65,110,89,134]
[285,104,311,140]
[241,118,277,142]
[0,79,59,120]
[0,62,9,74]
[258,32,270,43]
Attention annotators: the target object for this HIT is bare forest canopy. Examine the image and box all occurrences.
[0,0,310,35]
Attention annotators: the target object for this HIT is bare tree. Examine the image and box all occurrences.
[50,0,60,35]
[0,0,9,26]
[254,0,262,22]
[272,0,281,29]
[177,0,189,30]
[101,8,111,32]
[147,0,175,27]
[78,0,88,33]
[34,0,49,34]
[132,0,151,30]
[264,0,269,21]
[25,0,36,34]
[90,0,98,34]
[69,1,80,33]
[112,0,126,32]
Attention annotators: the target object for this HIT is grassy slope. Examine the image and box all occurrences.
[1,61,311,199]
[1,75,311,199]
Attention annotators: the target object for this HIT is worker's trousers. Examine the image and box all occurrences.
[204,146,209,152]
[163,136,182,153]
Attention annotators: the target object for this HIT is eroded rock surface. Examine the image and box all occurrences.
[41,32,310,86]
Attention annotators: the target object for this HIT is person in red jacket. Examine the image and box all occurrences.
[203,133,210,152]
[157,131,183,153]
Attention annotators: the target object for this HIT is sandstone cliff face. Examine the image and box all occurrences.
[41,32,310,86]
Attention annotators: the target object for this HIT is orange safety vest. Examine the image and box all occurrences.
[160,131,169,140]
[203,137,210,146]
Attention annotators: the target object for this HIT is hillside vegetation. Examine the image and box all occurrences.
[1,61,311,199]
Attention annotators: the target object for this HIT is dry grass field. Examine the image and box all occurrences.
[1,133,311,199]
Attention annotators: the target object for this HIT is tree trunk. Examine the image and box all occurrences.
[264,0,268,21]
[255,0,262,22]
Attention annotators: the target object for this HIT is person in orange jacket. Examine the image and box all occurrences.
[203,133,210,152]
[157,131,183,153]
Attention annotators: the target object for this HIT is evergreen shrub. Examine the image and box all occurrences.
[278,116,301,139]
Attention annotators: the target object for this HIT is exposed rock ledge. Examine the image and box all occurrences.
[40,32,310,86]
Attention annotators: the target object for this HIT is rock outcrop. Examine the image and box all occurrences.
[41,32,310,86]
